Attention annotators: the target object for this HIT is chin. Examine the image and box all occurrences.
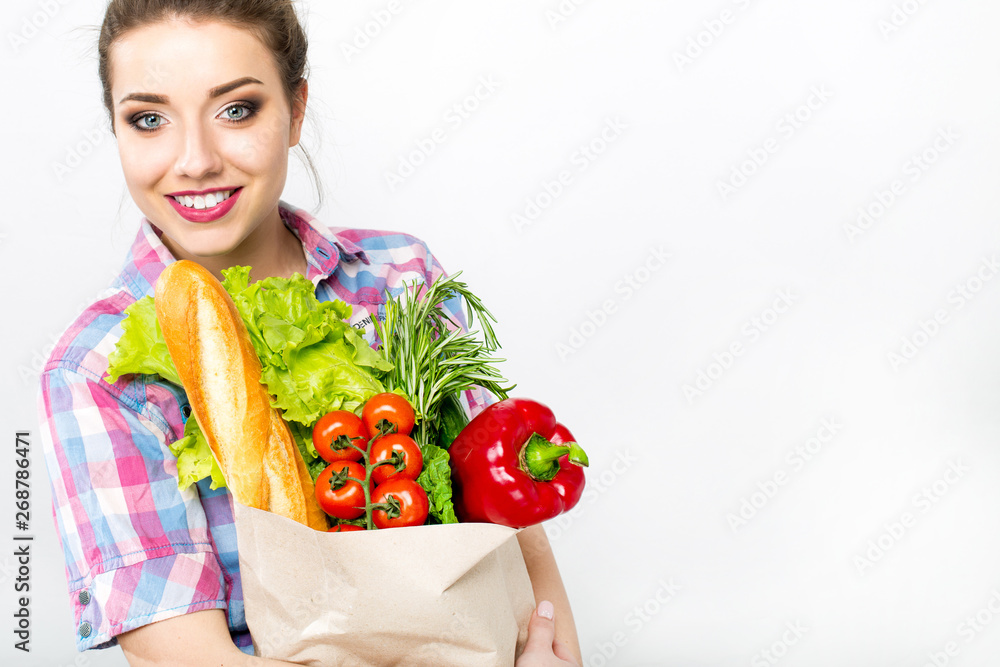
[162,228,246,261]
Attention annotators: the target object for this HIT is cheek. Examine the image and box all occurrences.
[223,117,291,177]
[118,138,173,191]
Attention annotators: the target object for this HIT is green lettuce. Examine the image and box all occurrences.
[106,296,178,386]
[169,417,228,489]
[105,266,391,490]
[418,442,458,524]
[220,266,391,425]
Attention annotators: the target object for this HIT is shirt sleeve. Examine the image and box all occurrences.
[38,364,228,650]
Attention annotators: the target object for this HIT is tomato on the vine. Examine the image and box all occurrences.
[362,393,415,438]
[315,460,368,520]
[371,477,429,529]
[370,434,423,485]
[328,524,365,533]
[313,410,368,463]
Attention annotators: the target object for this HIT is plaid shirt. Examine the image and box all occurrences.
[37,202,493,653]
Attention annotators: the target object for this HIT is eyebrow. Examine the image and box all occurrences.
[117,77,263,105]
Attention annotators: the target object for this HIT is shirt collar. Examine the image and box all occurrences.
[116,201,369,300]
[277,201,369,284]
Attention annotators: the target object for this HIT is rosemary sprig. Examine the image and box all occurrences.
[373,272,513,447]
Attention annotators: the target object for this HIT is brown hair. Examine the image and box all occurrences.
[98,0,322,205]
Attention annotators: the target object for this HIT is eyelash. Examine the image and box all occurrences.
[126,100,261,134]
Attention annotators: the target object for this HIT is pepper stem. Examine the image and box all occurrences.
[521,433,589,482]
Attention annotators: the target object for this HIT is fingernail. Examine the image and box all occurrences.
[537,600,554,620]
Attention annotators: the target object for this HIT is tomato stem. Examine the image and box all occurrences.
[361,432,378,530]
[371,494,401,519]
[332,434,366,452]
[328,466,353,490]
[375,418,397,437]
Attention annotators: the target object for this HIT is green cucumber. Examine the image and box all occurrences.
[435,391,470,450]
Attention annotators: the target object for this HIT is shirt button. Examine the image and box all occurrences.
[79,621,92,638]
[78,590,91,606]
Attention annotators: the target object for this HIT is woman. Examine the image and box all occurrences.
[38,1,581,664]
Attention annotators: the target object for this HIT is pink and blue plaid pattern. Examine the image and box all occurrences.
[38,202,492,652]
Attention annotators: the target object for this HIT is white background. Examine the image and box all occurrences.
[3,1,1000,666]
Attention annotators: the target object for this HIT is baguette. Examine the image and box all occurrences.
[155,260,327,530]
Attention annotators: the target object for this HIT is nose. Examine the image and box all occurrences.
[173,122,223,179]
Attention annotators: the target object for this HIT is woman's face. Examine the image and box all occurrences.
[109,18,306,260]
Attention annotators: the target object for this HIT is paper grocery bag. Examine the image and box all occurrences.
[234,502,536,666]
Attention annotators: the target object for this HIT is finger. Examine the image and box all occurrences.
[552,638,579,665]
[522,601,556,655]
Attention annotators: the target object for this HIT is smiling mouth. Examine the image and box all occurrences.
[170,188,239,210]
[166,187,243,223]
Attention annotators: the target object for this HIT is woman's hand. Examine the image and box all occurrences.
[517,525,582,661]
[516,601,581,667]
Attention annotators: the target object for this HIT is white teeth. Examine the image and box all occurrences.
[173,190,235,209]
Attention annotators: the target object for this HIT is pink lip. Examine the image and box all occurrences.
[166,187,242,223]
[168,186,238,196]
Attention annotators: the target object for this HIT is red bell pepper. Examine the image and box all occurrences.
[449,398,588,528]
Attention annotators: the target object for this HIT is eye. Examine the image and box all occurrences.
[220,101,258,124]
[129,112,164,132]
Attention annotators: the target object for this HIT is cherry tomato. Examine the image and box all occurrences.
[312,410,368,463]
[315,460,368,520]
[328,524,365,533]
[362,393,415,438]
[370,434,424,485]
[371,478,429,529]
